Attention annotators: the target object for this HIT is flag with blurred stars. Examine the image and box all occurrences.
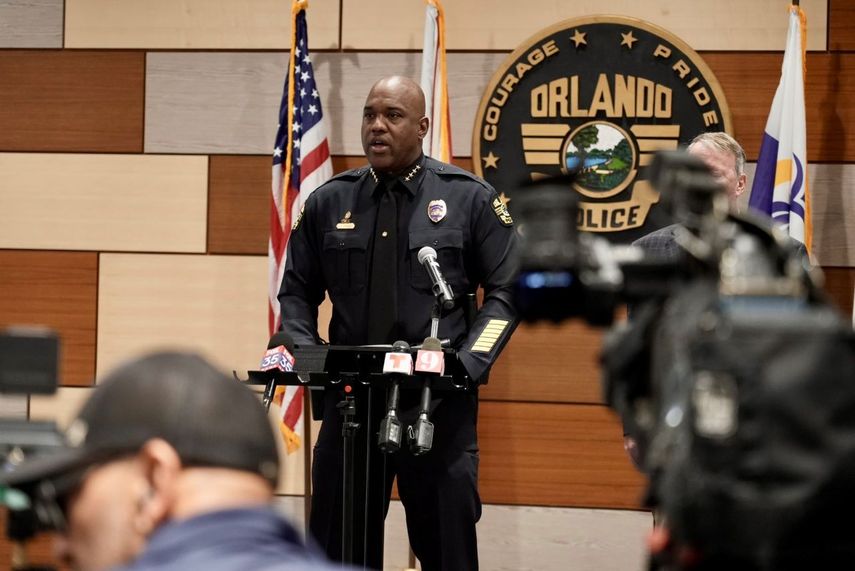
[269,0,332,454]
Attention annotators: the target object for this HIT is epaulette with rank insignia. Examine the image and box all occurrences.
[318,166,369,186]
[424,157,492,190]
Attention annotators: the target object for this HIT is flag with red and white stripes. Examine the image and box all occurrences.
[269,0,332,453]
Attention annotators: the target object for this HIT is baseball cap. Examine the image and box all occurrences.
[1,351,280,491]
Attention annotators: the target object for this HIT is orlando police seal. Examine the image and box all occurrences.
[472,16,732,240]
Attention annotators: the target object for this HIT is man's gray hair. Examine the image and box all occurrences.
[687,131,746,177]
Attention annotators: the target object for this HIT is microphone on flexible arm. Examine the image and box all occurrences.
[417,247,456,310]
[409,336,443,455]
[259,331,296,409]
[378,340,413,453]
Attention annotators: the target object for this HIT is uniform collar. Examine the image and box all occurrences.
[369,154,426,198]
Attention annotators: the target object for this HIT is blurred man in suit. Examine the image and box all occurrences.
[623,132,748,469]
[633,131,747,260]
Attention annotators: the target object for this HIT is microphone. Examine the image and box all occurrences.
[260,332,296,410]
[415,336,445,376]
[417,247,455,310]
[409,337,440,455]
[378,340,412,453]
[260,332,296,372]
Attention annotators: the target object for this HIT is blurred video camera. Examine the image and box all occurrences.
[1,328,65,571]
[512,151,855,570]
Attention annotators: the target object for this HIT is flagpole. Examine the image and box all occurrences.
[289,0,313,537]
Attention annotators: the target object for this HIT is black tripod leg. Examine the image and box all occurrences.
[338,395,358,565]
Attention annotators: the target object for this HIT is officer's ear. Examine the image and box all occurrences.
[418,116,429,140]
[135,438,182,533]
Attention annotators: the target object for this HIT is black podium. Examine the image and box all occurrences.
[247,344,474,569]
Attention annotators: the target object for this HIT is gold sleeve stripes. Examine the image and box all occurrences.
[470,319,510,353]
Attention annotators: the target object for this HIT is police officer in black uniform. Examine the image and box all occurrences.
[278,76,518,571]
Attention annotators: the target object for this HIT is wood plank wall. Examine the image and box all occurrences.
[1,0,853,568]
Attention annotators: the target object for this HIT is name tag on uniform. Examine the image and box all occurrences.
[336,211,356,230]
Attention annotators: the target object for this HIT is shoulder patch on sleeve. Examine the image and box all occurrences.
[491,195,514,226]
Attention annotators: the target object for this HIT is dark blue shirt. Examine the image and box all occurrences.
[278,155,519,382]
[112,506,347,571]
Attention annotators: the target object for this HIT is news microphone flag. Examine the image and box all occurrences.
[420,0,452,162]
[415,350,444,375]
[269,0,332,454]
[415,336,445,375]
[260,345,295,372]
[749,4,811,252]
[383,351,414,376]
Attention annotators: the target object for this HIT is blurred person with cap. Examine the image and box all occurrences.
[1,351,348,571]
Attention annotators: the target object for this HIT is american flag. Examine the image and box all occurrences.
[269,0,332,454]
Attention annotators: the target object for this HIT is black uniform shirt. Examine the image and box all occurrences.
[278,155,518,382]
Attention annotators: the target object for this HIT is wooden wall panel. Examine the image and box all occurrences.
[64,0,340,49]
[97,253,269,377]
[0,51,144,152]
[0,153,208,253]
[484,322,603,404]
[341,0,827,52]
[804,163,855,267]
[29,387,92,427]
[143,52,504,158]
[144,51,855,166]
[145,52,286,155]
[823,267,855,318]
[742,163,855,267]
[829,0,855,52]
[0,251,97,387]
[0,0,63,48]
[478,504,649,571]
[208,155,271,255]
[706,53,855,163]
[479,402,645,509]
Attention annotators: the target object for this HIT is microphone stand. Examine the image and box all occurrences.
[243,344,476,569]
[337,395,359,565]
[430,298,441,340]
[409,300,442,455]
